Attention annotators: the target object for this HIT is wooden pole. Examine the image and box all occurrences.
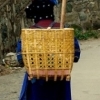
[60,0,67,29]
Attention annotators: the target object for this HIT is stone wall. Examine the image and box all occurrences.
[63,0,100,30]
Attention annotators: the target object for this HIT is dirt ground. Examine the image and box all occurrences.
[0,38,100,100]
[72,38,100,100]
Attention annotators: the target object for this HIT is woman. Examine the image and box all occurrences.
[19,0,80,100]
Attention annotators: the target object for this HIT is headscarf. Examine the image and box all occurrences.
[50,0,58,5]
[25,0,58,23]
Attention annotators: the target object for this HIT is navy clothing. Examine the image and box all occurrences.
[19,73,72,100]
[16,40,22,62]
[74,38,81,62]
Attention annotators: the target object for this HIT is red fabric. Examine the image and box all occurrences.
[30,19,60,28]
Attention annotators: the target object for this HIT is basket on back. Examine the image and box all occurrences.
[21,28,74,81]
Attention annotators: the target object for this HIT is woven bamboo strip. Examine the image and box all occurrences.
[61,32,65,80]
[25,30,32,79]
[44,30,48,81]
[34,31,39,79]
[54,30,57,81]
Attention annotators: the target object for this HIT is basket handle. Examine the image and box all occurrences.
[60,0,67,29]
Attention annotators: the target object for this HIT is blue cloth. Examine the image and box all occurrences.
[16,40,22,62]
[74,38,81,62]
[19,73,72,100]
[50,0,58,5]
[19,73,28,100]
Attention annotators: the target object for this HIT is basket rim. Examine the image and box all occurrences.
[22,28,74,31]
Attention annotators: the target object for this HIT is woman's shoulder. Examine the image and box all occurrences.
[53,22,60,27]
[29,21,60,28]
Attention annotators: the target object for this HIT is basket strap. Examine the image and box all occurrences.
[35,22,55,29]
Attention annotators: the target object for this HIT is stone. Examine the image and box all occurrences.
[3,52,19,67]
[93,20,100,29]
[79,11,87,21]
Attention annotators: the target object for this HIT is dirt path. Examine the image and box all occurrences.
[72,38,100,100]
[0,38,100,100]
[0,69,25,100]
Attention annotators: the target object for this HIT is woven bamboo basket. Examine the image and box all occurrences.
[21,28,74,81]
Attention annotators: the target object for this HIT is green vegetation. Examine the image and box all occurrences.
[74,29,100,40]
[71,24,100,40]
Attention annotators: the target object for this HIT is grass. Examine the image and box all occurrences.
[74,29,100,40]
[70,24,100,40]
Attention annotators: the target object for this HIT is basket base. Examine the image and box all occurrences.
[28,69,71,81]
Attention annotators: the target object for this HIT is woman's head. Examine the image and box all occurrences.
[25,0,58,23]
